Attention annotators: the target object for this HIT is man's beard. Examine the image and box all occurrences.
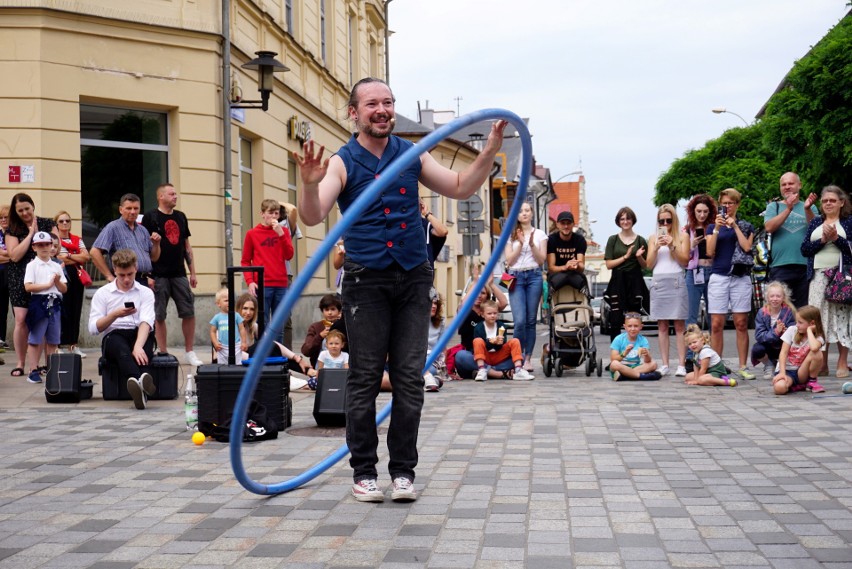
[356,116,394,138]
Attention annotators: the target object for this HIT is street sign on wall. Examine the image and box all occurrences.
[457,194,484,220]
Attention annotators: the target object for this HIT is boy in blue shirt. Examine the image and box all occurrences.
[609,312,661,381]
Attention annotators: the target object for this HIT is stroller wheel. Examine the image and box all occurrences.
[585,358,592,377]
[596,357,603,377]
[543,355,553,377]
[554,359,564,377]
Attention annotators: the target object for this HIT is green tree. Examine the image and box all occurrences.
[761,13,852,192]
[655,125,782,228]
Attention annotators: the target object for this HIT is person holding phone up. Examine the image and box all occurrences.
[683,194,718,329]
[88,249,157,410]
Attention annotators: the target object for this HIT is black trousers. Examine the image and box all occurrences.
[60,266,84,346]
[102,328,155,382]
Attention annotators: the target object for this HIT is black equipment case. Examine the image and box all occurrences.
[195,266,292,435]
[100,353,180,400]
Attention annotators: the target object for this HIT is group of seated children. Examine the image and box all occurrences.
[208,290,348,391]
[472,299,534,381]
[608,281,826,395]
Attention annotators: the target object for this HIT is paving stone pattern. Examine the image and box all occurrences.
[1,372,850,568]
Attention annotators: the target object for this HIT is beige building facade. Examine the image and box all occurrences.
[0,0,487,347]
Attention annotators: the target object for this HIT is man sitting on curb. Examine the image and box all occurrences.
[88,249,157,409]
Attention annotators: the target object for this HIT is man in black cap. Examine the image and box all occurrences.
[546,211,588,293]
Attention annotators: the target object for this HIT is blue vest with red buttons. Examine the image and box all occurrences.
[336,134,427,271]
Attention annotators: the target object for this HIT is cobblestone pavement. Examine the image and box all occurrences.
[0,343,851,568]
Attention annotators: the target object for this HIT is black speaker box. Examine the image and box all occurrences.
[99,353,180,400]
[313,368,348,427]
[44,353,83,403]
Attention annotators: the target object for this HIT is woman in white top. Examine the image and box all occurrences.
[646,204,690,376]
[801,185,852,378]
[503,202,548,372]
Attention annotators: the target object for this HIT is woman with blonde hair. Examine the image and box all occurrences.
[646,204,690,375]
[54,210,90,357]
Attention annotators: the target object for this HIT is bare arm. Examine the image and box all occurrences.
[89,248,114,281]
[185,238,197,288]
[418,121,508,200]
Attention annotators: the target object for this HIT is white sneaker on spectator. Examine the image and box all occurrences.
[513,368,534,381]
[71,346,87,358]
[352,479,384,502]
[675,366,687,377]
[185,351,203,367]
[390,476,417,502]
[423,372,440,392]
[659,365,670,376]
[127,377,147,410]
[474,368,488,382]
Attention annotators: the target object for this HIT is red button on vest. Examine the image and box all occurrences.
[401,223,407,229]
[384,208,391,215]
[399,188,406,194]
[386,241,393,248]
[375,174,380,179]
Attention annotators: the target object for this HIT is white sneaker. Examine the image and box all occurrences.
[390,476,417,502]
[127,377,147,410]
[71,347,87,359]
[513,368,534,381]
[474,368,488,382]
[352,479,384,502]
[423,372,440,392]
[185,351,203,367]
[675,366,687,377]
[139,372,156,396]
[659,365,670,376]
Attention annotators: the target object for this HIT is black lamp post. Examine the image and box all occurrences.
[449,133,485,169]
[232,50,289,111]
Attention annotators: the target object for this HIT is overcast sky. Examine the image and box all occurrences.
[388,0,849,243]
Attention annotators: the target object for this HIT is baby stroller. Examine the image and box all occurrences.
[542,284,602,377]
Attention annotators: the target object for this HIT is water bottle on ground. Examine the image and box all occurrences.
[185,373,198,431]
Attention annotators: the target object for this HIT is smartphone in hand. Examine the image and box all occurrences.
[124,301,135,309]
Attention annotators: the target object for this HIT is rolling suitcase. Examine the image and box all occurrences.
[196,266,292,436]
[44,352,84,403]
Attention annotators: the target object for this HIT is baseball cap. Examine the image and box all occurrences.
[32,231,53,244]
[557,211,575,223]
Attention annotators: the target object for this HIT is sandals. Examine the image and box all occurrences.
[11,367,24,377]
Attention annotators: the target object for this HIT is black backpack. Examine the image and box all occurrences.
[204,400,278,443]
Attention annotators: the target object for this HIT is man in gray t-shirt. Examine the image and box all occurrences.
[763,172,817,308]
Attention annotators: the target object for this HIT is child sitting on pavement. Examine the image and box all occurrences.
[473,299,534,381]
[23,231,67,384]
[683,324,737,387]
[609,312,661,381]
[302,293,343,367]
[773,305,826,395]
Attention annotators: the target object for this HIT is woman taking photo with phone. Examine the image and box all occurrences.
[646,204,689,376]
[706,188,755,380]
[683,194,717,328]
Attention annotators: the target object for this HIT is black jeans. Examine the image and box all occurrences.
[769,264,809,308]
[102,328,155,382]
[342,260,432,482]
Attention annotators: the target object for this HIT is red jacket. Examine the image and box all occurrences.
[241,224,294,287]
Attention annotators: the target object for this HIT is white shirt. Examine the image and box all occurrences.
[508,228,548,271]
[88,280,155,336]
[24,257,67,295]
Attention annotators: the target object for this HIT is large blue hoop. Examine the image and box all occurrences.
[230,108,533,495]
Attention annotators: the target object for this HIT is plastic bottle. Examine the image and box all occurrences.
[185,373,198,431]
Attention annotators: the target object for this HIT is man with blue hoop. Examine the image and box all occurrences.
[296,77,506,503]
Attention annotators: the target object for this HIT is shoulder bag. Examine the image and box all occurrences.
[824,244,852,305]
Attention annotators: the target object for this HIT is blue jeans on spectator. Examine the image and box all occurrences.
[263,286,287,341]
[342,260,432,483]
[454,349,514,379]
[686,266,710,328]
[768,264,809,308]
[508,267,543,359]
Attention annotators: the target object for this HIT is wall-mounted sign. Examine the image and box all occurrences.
[8,165,34,183]
[289,115,312,144]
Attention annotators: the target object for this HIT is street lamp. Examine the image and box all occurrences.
[231,51,289,111]
[711,107,748,127]
[448,133,485,169]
